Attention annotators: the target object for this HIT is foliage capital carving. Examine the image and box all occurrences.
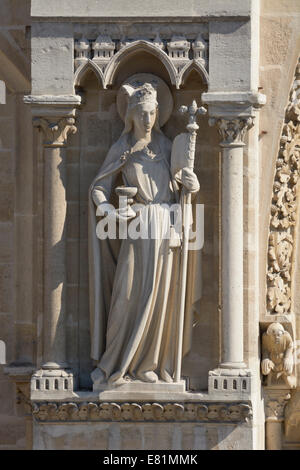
[209,116,254,146]
[34,117,77,147]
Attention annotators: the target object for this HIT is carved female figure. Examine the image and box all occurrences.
[88,74,199,387]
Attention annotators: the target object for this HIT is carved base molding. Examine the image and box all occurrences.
[30,369,77,400]
[208,369,252,398]
[32,401,252,424]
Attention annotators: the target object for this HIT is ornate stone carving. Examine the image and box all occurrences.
[153,32,164,50]
[34,117,77,147]
[261,323,295,388]
[267,58,300,315]
[92,34,115,72]
[74,34,208,89]
[32,401,252,423]
[89,74,202,391]
[209,117,254,145]
[74,37,90,69]
[167,35,190,73]
[265,390,291,422]
[192,34,207,67]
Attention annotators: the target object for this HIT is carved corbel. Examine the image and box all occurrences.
[261,323,296,388]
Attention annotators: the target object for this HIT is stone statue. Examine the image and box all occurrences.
[88,73,201,388]
[261,322,295,388]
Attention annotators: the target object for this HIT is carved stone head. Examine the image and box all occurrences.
[266,322,285,344]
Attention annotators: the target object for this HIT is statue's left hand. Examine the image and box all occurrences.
[181,167,200,193]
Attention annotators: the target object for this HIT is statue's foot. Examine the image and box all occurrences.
[160,370,173,383]
[108,371,126,385]
[91,367,105,385]
[137,371,158,383]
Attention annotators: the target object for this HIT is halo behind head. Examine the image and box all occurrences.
[117,73,173,127]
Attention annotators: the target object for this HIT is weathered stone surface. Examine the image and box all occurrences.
[32,420,253,450]
[261,0,300,14]
[0,376,14,415]
[0,415,26,448]
[0,264,12,313]
[87,116,111,148]
[31,0,252,18]
[0,223,13,263]
[0,119,13,149]
[260,18,293,66]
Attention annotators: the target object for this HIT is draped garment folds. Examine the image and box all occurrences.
[88,130,201,382]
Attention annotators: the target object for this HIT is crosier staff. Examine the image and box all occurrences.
[172,100,206,383]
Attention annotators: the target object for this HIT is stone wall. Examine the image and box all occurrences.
[0,0,32,450]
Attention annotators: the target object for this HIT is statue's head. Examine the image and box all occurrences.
[122,82,160,135]
[266,322,285,343]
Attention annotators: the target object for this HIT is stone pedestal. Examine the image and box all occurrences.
[94,380,186,402]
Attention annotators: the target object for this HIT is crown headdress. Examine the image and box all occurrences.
[122,82,158,109]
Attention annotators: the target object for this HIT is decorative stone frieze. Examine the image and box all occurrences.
[209,117,254,146]
[267,58,300,315]
[192,34,207,67]
[33,117,77,147]
[153,32,164,50]
[74,34,209,89]
[32,401,253,423]
[74,37,90,69]
[92,34,115,72]
[167,35,190,73]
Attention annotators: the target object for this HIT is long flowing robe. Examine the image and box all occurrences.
[88,130,200,382]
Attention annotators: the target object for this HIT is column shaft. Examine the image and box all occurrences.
[43,146,67,369]
[266,421,283,450]
[221,143,245,368]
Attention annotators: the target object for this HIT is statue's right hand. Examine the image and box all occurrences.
[96,203,136,221]
[115,206,136,221]
[261,358,275,375]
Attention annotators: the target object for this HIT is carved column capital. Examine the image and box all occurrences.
[264,389,291,422]
[33,117,77,147]
[209,116,254,146]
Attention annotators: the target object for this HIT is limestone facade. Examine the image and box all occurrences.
[0,0,299,450]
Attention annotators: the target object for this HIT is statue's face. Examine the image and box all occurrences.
[270,327,284,343]
[132,102,157,135]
